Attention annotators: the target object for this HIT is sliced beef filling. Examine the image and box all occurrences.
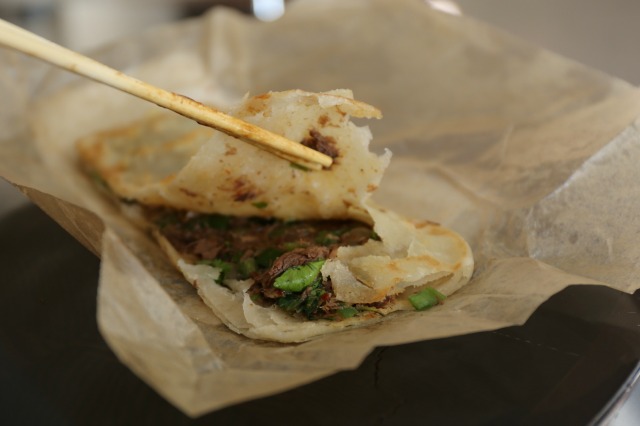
[149,208,383,319]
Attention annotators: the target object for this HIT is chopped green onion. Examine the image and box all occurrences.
[338,306,359,319]
[238,258,257,279]
[276,279,326,319]
[186,214,230,230]
[252,201,268,209]
[268,220,297,238]
[276,296,302,312]
[315,230,340,246]
[282,242,305,251]
[230,251,244,263]
[255,247,284,268]
[409,288,446,311]
[201,214,230,229]
[274,260,325,292]
[356,305,384,315]
[250,292,264,304]
[198,259,233,284]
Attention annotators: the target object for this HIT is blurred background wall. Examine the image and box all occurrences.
[0,1,254,51]
[0,0,638,85]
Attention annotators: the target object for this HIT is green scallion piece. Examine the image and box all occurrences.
[255,247,284,268]
[238,258,257,278]
[338,306,359,319]
[409,288,446,311]
[202,214,230,229]
[282,242,304,251]
[315,230,340,246]
[187,214,230,230]
[274,260,325,293]
[198,259,233,284]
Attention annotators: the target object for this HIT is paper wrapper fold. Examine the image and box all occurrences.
[2,0,640,416]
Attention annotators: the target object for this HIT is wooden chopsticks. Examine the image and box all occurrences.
[0,18,333,170]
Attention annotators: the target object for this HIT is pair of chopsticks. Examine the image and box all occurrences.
[0,18,332,171]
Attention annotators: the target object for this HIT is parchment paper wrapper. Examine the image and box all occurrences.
[2,0,640,416]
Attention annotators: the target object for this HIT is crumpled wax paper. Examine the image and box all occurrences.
[1,0,640,416]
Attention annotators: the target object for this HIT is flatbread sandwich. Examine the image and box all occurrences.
[77,89,474,343]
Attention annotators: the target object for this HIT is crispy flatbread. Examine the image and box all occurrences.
[77,90,474,343]
[77,89,389,222]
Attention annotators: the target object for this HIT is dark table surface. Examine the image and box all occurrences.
[1,203,639,425]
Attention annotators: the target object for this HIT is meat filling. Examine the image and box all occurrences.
[149,209,386,319]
